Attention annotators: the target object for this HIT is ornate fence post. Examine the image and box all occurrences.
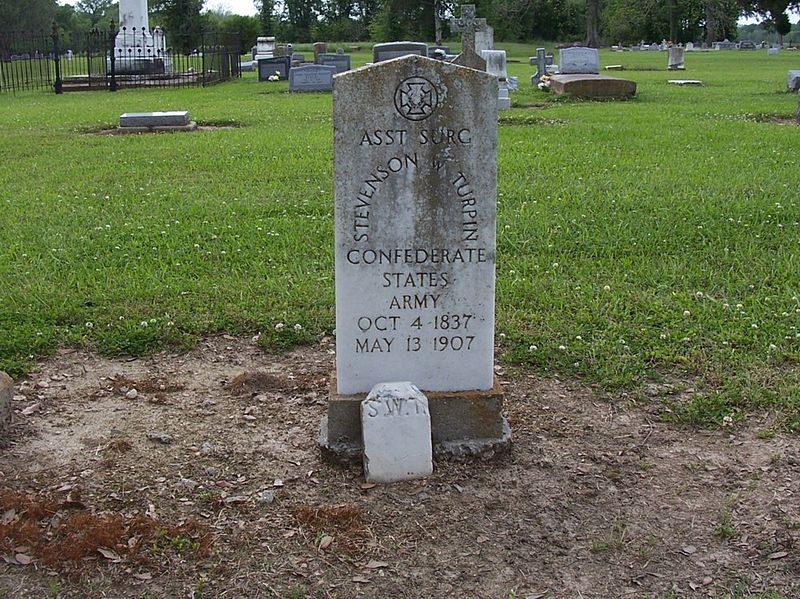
[52,22,62,94]
[108,18,117,92]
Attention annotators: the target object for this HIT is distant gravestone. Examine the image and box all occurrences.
[559,47,600,74]
[289,64,336,92]
[372,41,427,63]
[321,54,508,459]
[361,382,433,483]
[668,46,685,70]
[475,26,493,54]
[0,371,11,433]
[120,111,189,127]
[685,42,694,51]
[788,70,800,92]
[291,53,306,64]
[450,4,488,71]
[258,56,291,81]
[482,49,510,110]
[768,47,780,56]
[668,79,703,86]
[312,41,327,63]
[254,36,275,62]
[273,44,288,57]
[318,53,351,74]
[530,47,546,85]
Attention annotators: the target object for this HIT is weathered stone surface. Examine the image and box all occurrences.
[452,48,486,71]
[333,54,498,395]
[549,74,636,99]
[559,47,600,74]
[119,111,189,128]
[361,382,433,483]
[289,64,336,92]
[788,70,800,92]
[0,371,12,432]
[372,42,427,63]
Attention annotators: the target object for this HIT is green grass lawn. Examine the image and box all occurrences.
[1,46,798,428]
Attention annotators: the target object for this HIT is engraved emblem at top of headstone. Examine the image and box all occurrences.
[394,77,437,121]
[450,4,487,56]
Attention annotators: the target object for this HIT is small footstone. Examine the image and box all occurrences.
[361,382,433,484]
[120,111,190,128]
[668,79,703,86]
[0,371,12,432]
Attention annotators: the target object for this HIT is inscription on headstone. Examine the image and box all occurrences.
[361,382,433,483]
[333,55,498,394]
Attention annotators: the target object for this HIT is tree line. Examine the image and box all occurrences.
[1,0,798,48]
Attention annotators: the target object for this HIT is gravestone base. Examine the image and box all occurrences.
[320,373,511,462]
[112,122,198,135]
[549,74,636,99]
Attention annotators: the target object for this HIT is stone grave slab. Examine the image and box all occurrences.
[668,79,703,86]
[361,382,433,483]
[120,111,189,128]
[321,54,508,460]
[289,64,336,92]
[549,74,636,99]
[559,47,600,74]
[258,56,291,81]
[0,371,11,433]
[372,41,427,63]
[318,53,351,74]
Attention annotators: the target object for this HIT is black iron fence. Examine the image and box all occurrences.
[0,24,241,94]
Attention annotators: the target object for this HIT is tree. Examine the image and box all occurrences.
[255,0,274,35]
[0,0,57,32]
[739,1,800,45]
[586,0,600,46]
[151,0,204,50]
[77,0,115,25]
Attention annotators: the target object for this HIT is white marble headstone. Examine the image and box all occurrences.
[559,47,600,74]
[361,382,433,483]
[333,55,498,395]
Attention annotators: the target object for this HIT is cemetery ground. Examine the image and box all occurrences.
[0,45,798,597]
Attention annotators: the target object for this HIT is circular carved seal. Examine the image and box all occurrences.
[394,77,437,121]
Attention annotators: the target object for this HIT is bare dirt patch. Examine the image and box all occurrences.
[1,336,798,598]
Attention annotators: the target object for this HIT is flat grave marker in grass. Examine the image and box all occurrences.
[321,54,509,462]
[119,111,189,128]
